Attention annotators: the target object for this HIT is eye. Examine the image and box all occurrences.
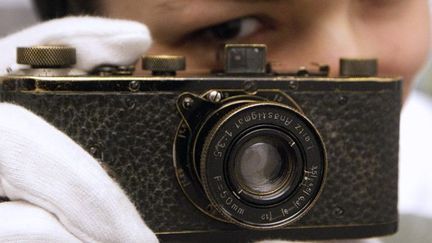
[195,17,263,41]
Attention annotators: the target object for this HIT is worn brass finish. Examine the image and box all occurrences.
[142,55,186,72]
[17,46,76,67]
[339,58,378,77]
[224,44,267,74]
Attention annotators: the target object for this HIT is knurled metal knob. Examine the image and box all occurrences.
[142,55,186,73]
[17,46,76,68]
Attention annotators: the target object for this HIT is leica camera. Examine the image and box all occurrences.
[0,44,401,242]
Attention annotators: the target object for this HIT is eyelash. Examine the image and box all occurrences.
[188,16,265,43]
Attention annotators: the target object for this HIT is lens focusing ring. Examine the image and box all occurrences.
[200,102,326,229]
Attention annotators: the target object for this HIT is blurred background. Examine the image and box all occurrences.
[1,0,431,242]
[419,62,432,96]
[0,0,38,37]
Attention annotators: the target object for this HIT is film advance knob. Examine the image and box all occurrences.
[17,46,76,68]
[142,55,186,75]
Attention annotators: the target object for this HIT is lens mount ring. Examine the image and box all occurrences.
[200,102,326,229]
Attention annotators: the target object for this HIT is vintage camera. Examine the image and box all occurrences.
[0,44,400,242]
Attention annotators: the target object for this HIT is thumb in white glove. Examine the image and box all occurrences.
[0,16,157,242]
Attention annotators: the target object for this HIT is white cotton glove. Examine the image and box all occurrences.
[0,16,151,75]
[0,17,157,242]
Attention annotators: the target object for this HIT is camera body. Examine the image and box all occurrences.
[0,45,401,242]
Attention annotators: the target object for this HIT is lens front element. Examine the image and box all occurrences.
[235,138,286,195]
[229,128,301,206]
[200,102,326,229]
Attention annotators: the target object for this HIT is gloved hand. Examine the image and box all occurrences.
[0,16,151,75]
[0,16,157,242]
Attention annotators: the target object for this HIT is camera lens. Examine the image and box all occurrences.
[228,128,299,205]
[235,139,284,194]
[200,102,326,229]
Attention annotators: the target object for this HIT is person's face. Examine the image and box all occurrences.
[102,0,430,99]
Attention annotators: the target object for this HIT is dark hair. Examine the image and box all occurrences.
[33,0,101,20]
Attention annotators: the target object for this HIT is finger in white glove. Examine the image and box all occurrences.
[0,16,152,75]
[0,104,158,242]
[0,201,81,242]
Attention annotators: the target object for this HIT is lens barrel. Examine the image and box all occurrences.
[200,102,326,229]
